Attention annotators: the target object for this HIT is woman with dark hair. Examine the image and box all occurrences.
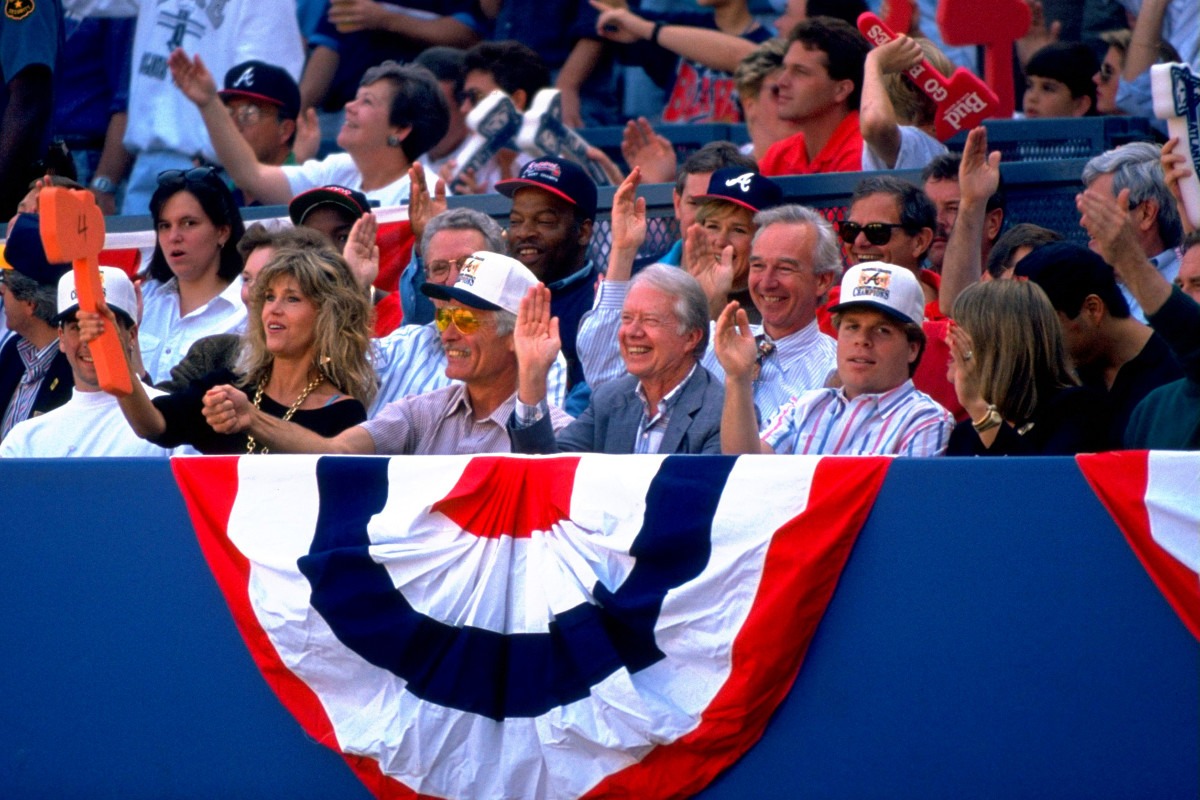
[80,243,375,454]
[139,166,247,383]
[945,280,1112,455]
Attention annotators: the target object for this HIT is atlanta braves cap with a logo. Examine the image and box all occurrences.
[694,167,783,213]
[421,251,538,315]
[53,266,137,326]
[828,262,925,325]
[288,185,372,227]
[495,157,598,219]
[220,60,301,121]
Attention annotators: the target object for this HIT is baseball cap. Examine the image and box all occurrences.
[1,214,71,285]
[220,60,301,121]
[1013,241,1128,317]
[829,262,925,325]
[288,185,372,226]
[54,266,137,326]
[496,157,598,219]
[694,167,783,213]
[421,251,537,314]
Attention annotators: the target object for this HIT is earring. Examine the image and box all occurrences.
[387,134,401,147]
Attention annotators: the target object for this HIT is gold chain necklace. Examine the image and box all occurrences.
[244,373,325,454]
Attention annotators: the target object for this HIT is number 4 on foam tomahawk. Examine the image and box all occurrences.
[1152,62,1200,230]
[857,12,1001,142]
[38,187,133,396]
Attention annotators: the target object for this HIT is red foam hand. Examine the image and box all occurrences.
[39,187,133,396]
[937,0,1030,117]
[858,13,1001,141]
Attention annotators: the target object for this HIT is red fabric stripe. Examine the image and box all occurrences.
[171,457,429,799]
[1077,451,1200,641]
[431,455,581,538]
[582,456,890,799]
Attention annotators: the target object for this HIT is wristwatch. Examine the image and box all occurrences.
[89,175,117,195]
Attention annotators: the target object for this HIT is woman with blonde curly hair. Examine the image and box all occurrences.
[945,279,1112,455]
[80,243,375,454]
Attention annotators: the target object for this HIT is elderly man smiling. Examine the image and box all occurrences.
[508,264,723,454]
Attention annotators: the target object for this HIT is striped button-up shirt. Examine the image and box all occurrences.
[761,380,953,456]
[577,280,836,425]
[1,338,61,439]
[370,322,568,418]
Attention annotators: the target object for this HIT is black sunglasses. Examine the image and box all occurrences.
[838,221,908,246]
[456,88,485,106]
[156,166,221,187]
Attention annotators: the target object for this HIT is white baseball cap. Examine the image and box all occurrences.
[828,262,925,325]
[420,250,537,315]
[54,266,138,326]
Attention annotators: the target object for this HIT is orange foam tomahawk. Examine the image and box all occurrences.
[38,188,134,396]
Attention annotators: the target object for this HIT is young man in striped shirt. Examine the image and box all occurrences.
[716,262,953,456]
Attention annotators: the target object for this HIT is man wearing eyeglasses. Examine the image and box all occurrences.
[203,250,570,454]
[218,60,302,206]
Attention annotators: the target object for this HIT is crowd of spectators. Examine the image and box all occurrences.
[0,0,1197,458]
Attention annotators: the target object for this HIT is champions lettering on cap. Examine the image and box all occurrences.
[495,156,598,219]
[828,262,925,325]
[693,167,783,213]
[421,251,538,315]
[54,266,138,326]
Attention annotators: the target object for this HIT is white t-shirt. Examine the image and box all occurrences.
[139,276,247,384]
[283,152,412,207]
[0,387,196,457]
[862,126,947,172]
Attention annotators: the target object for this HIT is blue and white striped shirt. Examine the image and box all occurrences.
[370,322,568,418]
[576,280,836,425]
[761,380,953,456]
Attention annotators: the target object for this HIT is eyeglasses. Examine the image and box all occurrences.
[435,306,490,334]
[1098,62,1116,83]
[426,257,467,282]
[156,166,221,187]
[456,88,485,107]
[227,104,271,126]
[838,221,908,245]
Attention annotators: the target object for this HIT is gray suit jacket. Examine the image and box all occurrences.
[509,366,724,454]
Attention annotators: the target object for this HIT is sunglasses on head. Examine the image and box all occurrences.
[435,306,489,334]
[838,221,907,246]
[156,166,221,187]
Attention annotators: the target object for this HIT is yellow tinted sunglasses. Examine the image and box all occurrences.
[434,307,489,334]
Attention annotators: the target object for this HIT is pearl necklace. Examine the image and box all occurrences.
[244,373,325,454]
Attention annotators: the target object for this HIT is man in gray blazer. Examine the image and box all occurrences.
[509,264,723,454]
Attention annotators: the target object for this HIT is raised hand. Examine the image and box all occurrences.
[408,162,447,251]
[343,212,380,290]
[202,384,254,434]
[713,301,758,382]
[945,321,986,417]
[514,284,561,405]
[684,225,733,318]
[870,34,924,75]
[1076,185,1143,268]
[1161,137,1197,235]
[620,117,676,184]
[958,126,1001,204]
[610,166,646,255]
[167,48,219,108]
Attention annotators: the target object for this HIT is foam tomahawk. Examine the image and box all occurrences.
[449,89,523,194]
[858,12,1001,141]
[517,88,612,185]
[1151,62,1200,230]
[38,187,133,396]
[936,0,1030,118]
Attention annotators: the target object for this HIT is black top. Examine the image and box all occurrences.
[1077,331,1183,445]
[149,369,366,454]
[947,386,1113,456]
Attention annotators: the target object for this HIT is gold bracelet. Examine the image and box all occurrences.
[972,404,1003,433]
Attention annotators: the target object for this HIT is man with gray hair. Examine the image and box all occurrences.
[509,264,723,454]
[578,174,839,426]
[371,207,567,416]
[1081,141,1184,322]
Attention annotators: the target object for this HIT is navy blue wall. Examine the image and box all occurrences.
[1,457,1195,798]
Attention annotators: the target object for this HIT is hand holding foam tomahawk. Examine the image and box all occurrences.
[1151,62,1200,230]
[858,13,1001,141]
[936,0,1030,118]
[39,187,133,396]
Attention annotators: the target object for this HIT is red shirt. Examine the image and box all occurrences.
[759,112,863,177]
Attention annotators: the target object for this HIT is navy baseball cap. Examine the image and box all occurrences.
[1,214,71,286]
[694,167,783,213]
[496,157,598,219]
[288,185,371,226]
[220,60,301,121]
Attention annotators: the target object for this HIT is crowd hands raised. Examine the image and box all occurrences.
[0,0,1197,457]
